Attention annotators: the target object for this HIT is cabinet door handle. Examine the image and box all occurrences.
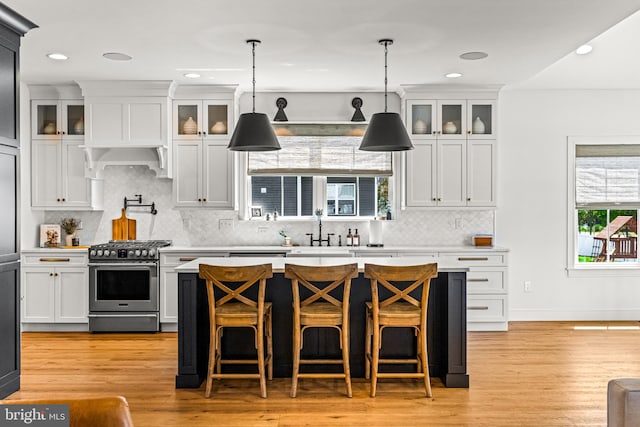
[49,272,53,276]
[179,257,197,262]
[458,257,489,261]
[203,132,207,136]
[437,198,442,201]
[467,198,471,201]
[40,258,70,262]
[56,198,61,202]
[468,306,489,310]
[467,130,471,134]
[197,198,202,202]
[467,278,490,282]
[62,198,66,202]
[62,131,66,135]
[432,198,437,201]
[202,198,207,202]
[54,273,59,276]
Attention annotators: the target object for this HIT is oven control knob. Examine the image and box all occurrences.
[148,249,156,257]
[90,250,96,257]
[97,250,103,256]
[128,250,134,257]
[103,250,110,257]
[106,250,113,257]
[142,250,148,257]
[135,250,141,257]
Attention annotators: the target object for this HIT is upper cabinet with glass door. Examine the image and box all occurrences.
[173,100,232,140]
[467,100,496,139]
[406,100,467,139]
[31,100,84,140]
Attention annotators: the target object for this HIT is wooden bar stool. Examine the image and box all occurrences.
[364,263,438,397]
[198,263,273,398]
[285,263,359,397]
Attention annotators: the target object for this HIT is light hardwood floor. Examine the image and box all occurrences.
[8,321,640,426]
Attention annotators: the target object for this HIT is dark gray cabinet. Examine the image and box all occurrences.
[0,2,36,399]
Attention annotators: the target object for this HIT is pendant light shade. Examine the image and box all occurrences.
[360,39,413,152]
[228,40,281,151]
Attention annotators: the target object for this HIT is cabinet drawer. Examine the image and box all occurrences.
[439,253,505,267]
[22,253,88,266]
[160,252,228,267]
[466,269,505,294]
[467,296,506,322]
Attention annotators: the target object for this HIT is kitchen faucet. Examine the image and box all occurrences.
[306,217,334,246]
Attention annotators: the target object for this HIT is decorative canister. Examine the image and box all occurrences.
[413,119,428,134]
[182,116,197,134]
[43,122,56,134]
[472,116,486,134]
[73,118,84,134]
[210,121,227,134]
[442,121,457,134]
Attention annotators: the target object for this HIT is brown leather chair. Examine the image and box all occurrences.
[364,263,438,397]
[199,263,273,398]
[0,396,134,427]
[285,263,359,397]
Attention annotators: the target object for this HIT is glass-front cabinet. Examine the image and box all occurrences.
[406,100,466,139]
[31,100,84,140]
[467,100,496,139]
[173,100,231,139]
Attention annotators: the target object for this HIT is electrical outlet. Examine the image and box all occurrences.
[77,221,83,230]
[219,219,234,230]
[455,217,463,229]
[258,226,268,233]
[524,280,532,293]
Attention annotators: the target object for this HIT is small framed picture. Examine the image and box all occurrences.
[250,206,263,218]
[40,224,61,247]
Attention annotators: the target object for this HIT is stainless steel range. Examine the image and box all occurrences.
[88,240,171,332]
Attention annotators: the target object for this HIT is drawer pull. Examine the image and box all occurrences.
[468,306,489,310]
[467,278,490,282]
[179,257,197,262]
[39,258,70,262]
[458,257,489,261]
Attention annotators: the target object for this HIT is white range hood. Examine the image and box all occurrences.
[77,80,176,179]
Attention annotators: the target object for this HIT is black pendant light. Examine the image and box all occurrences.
[359,39,413,152]
[228,39,281,151]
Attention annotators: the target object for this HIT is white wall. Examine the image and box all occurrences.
[499,88,640,320]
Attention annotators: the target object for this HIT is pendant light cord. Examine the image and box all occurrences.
[383,40,388,113]
[251,41,256,113]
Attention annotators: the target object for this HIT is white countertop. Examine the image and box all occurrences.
[162,245,508,254]
[21,247,89,254]
[175,256,466,274]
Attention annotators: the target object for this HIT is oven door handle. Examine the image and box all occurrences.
[88,262,158,267]
[88,314,158,318]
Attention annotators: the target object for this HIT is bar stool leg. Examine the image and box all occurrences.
[364,308,372,380]
[266,308,273,381]
[205,325,217,398]
[370,324,380,397]
[257,324,267,398]
[342,322,353,398]
[418,328,432,398]
[291,321,301,397]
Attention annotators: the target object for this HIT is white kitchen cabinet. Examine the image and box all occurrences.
[173,100,231,140]
[406,139,467,207]
[404,95,497,208]
[31,139,96,209]
[173,140,234,208]
[159,251,228,326]
[438,251,509,331]
[21,251,89,326]
[83,96,170,147]
[31,99,84,140]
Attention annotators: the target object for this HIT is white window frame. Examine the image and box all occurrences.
[567,135,640,277]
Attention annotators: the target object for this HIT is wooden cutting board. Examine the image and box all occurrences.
[112,208,136,240]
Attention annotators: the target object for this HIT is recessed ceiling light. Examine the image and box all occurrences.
[445,72,463,78]
[102,52,132,61]
[575,44,593,55]
[47,53,68,61]
[459,51,488,60]
[184,73,200,78]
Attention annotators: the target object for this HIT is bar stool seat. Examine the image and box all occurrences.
[285,263,359,398]
[364,263,438,398]
[199,263,273,398]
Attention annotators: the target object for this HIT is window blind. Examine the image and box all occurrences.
[576,144,640,207]
[248,136,392,176]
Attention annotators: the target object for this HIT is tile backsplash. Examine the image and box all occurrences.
[43,166,495,247]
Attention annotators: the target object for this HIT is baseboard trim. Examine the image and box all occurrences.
[509,309,640,321]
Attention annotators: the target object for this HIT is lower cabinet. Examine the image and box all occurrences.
[21,251,88,327]
[0,261,20,398]
[159,251,228,326]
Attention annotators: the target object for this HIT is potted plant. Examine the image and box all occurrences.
[60,218,80,246]
[279,230,292,246]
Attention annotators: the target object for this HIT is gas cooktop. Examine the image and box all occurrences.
[89,240,171,261]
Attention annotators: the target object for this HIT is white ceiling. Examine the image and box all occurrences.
[6,0,640,92]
